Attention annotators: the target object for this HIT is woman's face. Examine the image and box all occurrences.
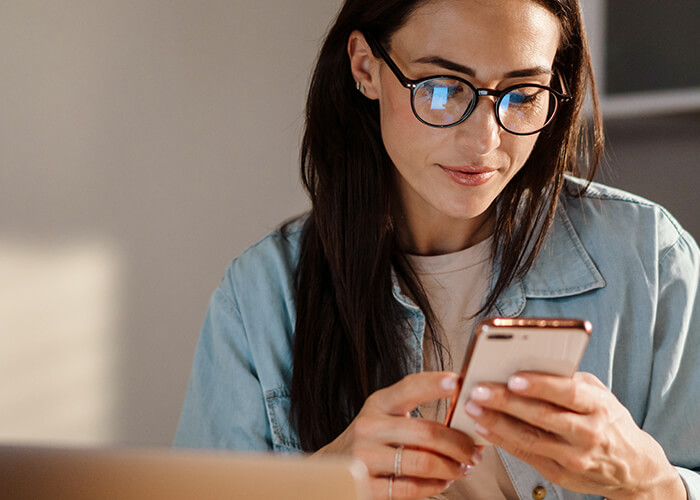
[366,0,561,250]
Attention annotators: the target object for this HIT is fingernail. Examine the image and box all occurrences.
[441,376,457,391]
[472,449,483,465]
[474,423,489,436]
[465,401,482,416]
[508,376,529,391]
[461,463,474,475]
[470,385,491,401]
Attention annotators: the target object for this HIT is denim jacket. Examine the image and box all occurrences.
[175,178,700,500]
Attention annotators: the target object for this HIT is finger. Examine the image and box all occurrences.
[466,413,570,487]
[467,404,574,465]
[368,372,458,416]
[504,371,606,413]
[398,447,470,481]
[371,416,479,466]
[369,476,452,500]
[467,406,602,488]
[364,445,468,481]
[467,383,586,440]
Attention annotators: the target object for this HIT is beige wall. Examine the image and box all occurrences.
[0,0,340,446]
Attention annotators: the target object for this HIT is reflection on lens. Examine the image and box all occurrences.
[413,78,474,126]
[430,86,448,110]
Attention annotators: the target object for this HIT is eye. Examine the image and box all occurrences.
[503,87,545,107]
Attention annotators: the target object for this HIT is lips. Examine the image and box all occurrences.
[439,165,498,186]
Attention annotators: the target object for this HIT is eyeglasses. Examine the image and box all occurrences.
[364,33,572,136]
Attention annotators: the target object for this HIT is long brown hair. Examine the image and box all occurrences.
[289,0,603,451]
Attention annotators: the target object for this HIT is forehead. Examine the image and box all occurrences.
[390,0,561,77]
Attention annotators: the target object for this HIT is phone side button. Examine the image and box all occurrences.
[531,485,547,500]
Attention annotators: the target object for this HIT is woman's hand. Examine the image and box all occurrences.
[314,371,481,500]
[463,371,687,500]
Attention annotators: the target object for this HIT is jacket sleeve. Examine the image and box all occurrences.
[173,264,272,451]
[642,230,700,499]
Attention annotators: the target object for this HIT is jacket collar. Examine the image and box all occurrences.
[494,202,606,317]
[391,199,606,317]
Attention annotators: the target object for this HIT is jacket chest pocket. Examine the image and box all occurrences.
[264,387,303,453]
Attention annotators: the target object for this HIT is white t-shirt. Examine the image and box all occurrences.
[405,237,518,500]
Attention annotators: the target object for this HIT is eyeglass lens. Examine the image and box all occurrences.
[413,78,557,134]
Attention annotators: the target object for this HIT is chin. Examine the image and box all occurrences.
[441,200,494,221]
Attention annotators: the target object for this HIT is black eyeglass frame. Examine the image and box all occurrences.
[364,33,572,136]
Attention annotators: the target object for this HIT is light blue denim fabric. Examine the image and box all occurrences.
[174,177,700,500]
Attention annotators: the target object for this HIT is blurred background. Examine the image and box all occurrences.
[1,0,698,447]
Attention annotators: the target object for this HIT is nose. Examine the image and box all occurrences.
[455,96,501,156]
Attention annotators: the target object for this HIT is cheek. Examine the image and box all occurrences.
[379,88,429,160]
[381,115,447,180]
[378,81,452,163]
[379,85,414,138]
[505,134,540,169]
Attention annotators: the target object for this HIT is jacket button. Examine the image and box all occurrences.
[532,485,547,500]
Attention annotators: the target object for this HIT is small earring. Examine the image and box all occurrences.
[355,81,365,94]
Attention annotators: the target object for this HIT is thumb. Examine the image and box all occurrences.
[370,371,458,417]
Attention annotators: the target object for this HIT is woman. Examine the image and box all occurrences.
[175,0,700,499]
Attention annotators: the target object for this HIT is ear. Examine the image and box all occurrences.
[347,30,380,100]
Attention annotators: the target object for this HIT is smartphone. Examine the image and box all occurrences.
[444,317,591,446]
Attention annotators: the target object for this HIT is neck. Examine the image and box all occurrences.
[396,204,495,256]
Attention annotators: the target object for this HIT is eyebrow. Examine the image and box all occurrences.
[412,56,553,79]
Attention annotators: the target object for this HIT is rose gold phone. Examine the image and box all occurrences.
[444,318,591,446]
